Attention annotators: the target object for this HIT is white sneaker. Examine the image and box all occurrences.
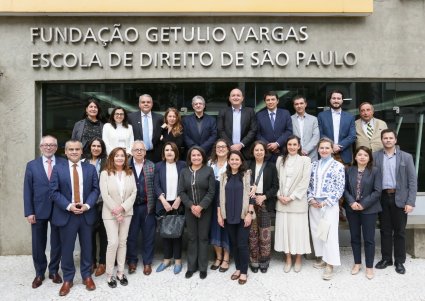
[322,265,334,280]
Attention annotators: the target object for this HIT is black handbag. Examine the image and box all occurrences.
[157,210,185,239]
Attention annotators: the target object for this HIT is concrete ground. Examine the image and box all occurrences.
[1,243,425,301]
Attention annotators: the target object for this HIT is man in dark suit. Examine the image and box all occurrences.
[373,129,417,274]
[24,135,65,289]
[256,91,292,161]
[318,90,356,165]
[128,94,163,162]
[182,95,217,156]
[50,140,100,296]
[126,140,156,276]
[217,88,257,158]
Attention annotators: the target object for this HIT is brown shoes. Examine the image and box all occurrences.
[230,272,240,280]
[49,273,63,284]
[143,265,152,275]
[59,281,73,296]
[95,264,106,277]
[32,275,45,288]
[128,263,137,274]
[83,277,96,291]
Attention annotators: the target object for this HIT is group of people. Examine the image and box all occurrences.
[24,88,417,296]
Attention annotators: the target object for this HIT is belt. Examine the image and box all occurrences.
[382,189,396,194]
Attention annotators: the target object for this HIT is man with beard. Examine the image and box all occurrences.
[318,90,356,165]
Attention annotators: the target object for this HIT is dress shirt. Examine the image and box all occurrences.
[296,113,305,142]
[42,155,57,177]
[67,160,89,210]
[382,150,397,189]
[134,160,144,178]
[361,118,375,136]
[331,109,341,145]
[141,111,154,146]
[232,107,242,145]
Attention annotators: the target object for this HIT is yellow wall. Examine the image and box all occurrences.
[0,0,373,14]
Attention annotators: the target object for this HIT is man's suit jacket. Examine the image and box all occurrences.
[182,113,217,156]
[128,111,163,161]
[217,106,257,157]
[344,166,382,214]
[355,118,388,152]
[99,170,137,219]
[154,160,186,214]
[373,146,417,208]
[291,113,320,161]
[24,156,67,220]
[50,161,100,226]
[318,110,356,164]
[256,108,292,150]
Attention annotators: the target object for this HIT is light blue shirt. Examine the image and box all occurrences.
[382,150,397,189]
[232,107,242,145]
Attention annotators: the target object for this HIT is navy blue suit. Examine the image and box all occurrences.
[256,108,292,160]
[182,113,217,156]
[318,110,356,164]
[24,156,66,277]
[50,161,100,282]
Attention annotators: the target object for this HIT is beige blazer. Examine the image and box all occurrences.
[276,155,311,213]
[355,118,388,153]
[99,170,137,220]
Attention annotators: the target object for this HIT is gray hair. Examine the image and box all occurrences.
[139,94,153,103]
[39,135,58,146]
[64,139,83,150]
[192,95,206,106]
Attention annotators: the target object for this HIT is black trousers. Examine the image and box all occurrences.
[92,204,107,265]
[379,192,408,263]
[185,206,212,272]
[226,220,250,274]
[346,210,377,268]
[163,237,183,260]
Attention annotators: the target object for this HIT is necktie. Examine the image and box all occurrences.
[47,158,52,180]
[366,122,373,139]
[143,114,152,151]
[73,163,81,204]
[270,112,275,130]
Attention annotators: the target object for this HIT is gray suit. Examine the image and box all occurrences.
[291,113,320,161]
[373,145,417,263]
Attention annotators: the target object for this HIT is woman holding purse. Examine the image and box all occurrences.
[154,142,186,274]
[307,137,345,281]
[100,147,137,288]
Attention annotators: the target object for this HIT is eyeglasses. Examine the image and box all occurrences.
[132,148,146,153]
[41,144,57,148]
[114,113,125,116]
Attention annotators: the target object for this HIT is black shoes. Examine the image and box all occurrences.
[260,267,268,273]
[375,259,393,269]
[117,274,128,286]
[395,262,406,274]
[185,271,194,279]
[250,266,259,273]
[107,276,117,288]
[200,271,207,279]
[210,258,222,270]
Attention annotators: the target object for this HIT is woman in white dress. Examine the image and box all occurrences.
[307,137,345,280]
[102,107,134,155]
[274,135,311,273]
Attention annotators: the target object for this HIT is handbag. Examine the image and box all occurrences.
[157,210,185,239]
[316,208,330,242]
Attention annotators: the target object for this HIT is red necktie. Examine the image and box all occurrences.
[73,164,81,204]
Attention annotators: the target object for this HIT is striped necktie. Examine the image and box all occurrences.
[366,122,373,139]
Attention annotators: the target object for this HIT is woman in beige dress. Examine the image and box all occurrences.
[99,147,137,288]
[274,135,312,273]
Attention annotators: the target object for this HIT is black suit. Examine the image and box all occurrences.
[217,106,257,158]
[128,111,163,162]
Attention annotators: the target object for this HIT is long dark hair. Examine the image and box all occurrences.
[81,97,104,121]
[186,146,207,167]
[109,107,129,129]
[225,150,247,180]
[85,137,107,171]
[353,146,373,170]
[279,135,302,166]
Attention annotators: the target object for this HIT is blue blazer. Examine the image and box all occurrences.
[256,108,293,147]
[344,166,382,214]
[154,160,186,213]
[182,113,217,156]
[317,110,356,164]
[50,161,100,227]
[24,156,67,219]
